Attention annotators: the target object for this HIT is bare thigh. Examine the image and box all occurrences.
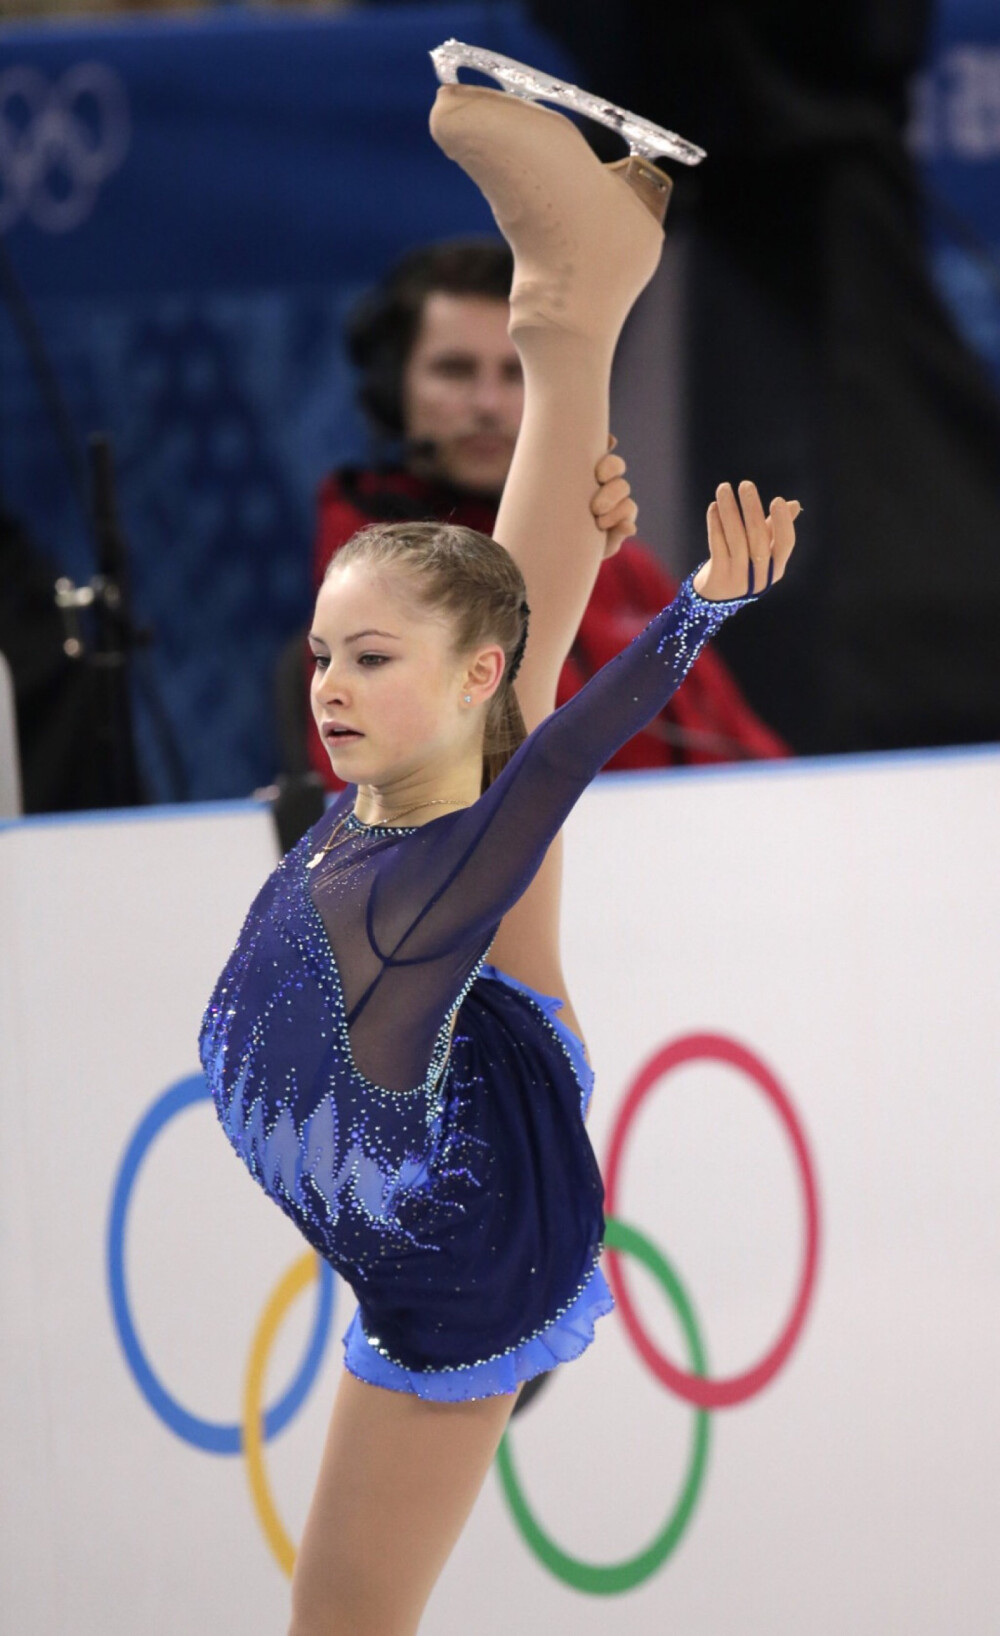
[288,1369,517,1636]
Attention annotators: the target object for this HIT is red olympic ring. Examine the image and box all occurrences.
[604,1033,820,1409]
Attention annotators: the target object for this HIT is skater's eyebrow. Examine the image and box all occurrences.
[307,629,402,649]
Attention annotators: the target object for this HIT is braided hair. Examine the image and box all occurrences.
[507,600,531,686]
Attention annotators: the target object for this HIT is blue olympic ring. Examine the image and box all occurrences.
[106,1073,335,1455]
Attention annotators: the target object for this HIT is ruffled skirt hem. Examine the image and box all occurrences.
[341,1262,614,1402]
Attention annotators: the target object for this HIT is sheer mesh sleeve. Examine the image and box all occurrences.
[310,573,755,1091]
[370,573,753,964]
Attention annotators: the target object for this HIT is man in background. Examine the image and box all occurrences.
[307,239,785,788]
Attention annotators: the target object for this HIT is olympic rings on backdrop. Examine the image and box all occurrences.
[604,1034,821,1410]
[242,1251,320,1578]
[495,1216,711,1595]
[0,62,131,233]
[238,1218,713,1587]
[106,1075,335,1455]
[108,1037,820,1591]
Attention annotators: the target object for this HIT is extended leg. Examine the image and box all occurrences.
[431,84,665,728]
[288,1371,516,1636]
[430,85,664,1007]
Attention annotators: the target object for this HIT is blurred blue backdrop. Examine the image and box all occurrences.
[0,0,996,800]
[0,3,574,800]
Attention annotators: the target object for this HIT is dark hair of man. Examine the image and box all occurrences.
[346,238,514,443]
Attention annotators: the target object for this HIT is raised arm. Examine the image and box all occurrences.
[369,482,798,967]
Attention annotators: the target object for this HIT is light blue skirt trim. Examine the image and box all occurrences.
[477,960,596,1117]
[342,1261,614,1402]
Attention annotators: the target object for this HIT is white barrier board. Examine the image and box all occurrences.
[1,750,998,1634]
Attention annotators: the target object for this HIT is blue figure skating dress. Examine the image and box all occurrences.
[200,575,751,1400]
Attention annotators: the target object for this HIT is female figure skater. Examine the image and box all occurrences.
[200,56,799,1636]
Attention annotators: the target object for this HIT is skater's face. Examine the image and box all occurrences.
[402,293,522,495]
[309,561,504,789]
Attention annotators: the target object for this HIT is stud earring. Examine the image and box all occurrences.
[463,693,472,705]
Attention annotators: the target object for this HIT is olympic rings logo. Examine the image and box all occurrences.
[0,63,130,234]
[107,1035,820,1594]
[497,1033,821,1593]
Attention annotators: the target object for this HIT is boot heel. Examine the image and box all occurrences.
[606,155,673,226]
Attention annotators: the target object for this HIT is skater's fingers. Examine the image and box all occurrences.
[592,474,631,512]
[701,485,799,599]
[607,433,619,451]
[738,480,771,592]
[769,497,800,580]
[715,482,748,566]
[597,497,637,534]
[594,451,627,484]
[591,475,631,516]
[603,508,638,557]
[706,500,731,566]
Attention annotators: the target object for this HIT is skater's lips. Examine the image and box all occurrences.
[322,721,364,741]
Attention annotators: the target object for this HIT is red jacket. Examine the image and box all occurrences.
[309,466,787,786]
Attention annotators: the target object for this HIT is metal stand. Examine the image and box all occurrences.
[55,434,144,807]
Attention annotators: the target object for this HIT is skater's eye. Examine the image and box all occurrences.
[311,652,329,671]
[357,653,390,668]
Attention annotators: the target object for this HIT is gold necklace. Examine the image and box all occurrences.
[306,797,467,870]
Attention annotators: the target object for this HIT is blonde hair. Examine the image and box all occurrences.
[326,522,529,791]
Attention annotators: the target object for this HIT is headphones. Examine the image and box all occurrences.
[346,285,412,442]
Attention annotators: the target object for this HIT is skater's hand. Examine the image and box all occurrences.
[591,436,637,559]
[693,481,801,601]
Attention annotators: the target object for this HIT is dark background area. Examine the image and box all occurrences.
[527,0,1000,753]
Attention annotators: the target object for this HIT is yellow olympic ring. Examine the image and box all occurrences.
[242,1249,320,1577]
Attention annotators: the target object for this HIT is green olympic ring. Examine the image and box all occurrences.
[495,1215,711,1595]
